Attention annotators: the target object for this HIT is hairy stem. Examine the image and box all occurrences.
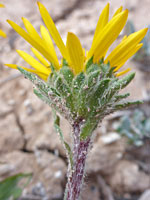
[64,121,91,200]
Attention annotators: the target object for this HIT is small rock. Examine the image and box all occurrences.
[24,99,34,115]
[100,132,121,144]
[19,98,71,156]
[81,176,101,200]
[34,150,67,199]
[86,137,125,175]
[108,160,150,193]
[139,190,150,200]
[54,170,62,179]
[0,151,37,179]
[32,182,46,197]
[7,99,16,106]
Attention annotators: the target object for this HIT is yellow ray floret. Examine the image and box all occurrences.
[7,20,59,68]
[0,3,4,8]
[22,18,59,68]
[116,68,131,77]
[114,43,143,72]
[22,18,42,43]
[37,2,69,61]
[113,6,123,17]
[5,64,48,80]
[16,50,51,75]
[40,25,59,69]
[31,47,49,67]
[0,3,6,37]
[6,2,148,80]
[66,32,84,75]
[92,3,109,46]
[0,29,6,37]
[88,10,128,61]
[105,28,148,67]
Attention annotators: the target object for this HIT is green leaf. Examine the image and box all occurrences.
[86,69,101,89]
[102,73,135,104]
[116,72,135,90]
[100,63,110,74]
[0,173,32,200]
[72,72,85,94]
[89,78,111,108]
[80,117,98,140]
[114,93,130,102]
[86,63,100,74]
[72,72,85,111]
[53,110,73,168]
[54,75,74,111]
[18,67,64,112]
[59,66,74,87]
[114,100,142,109]
[115,109,150,146]
[62,58,69,66]
[77,70,102,110]
[133,109,145,124]
[105,66,116,78]
[85,56,93,71]
[33,88,52,106]
[18,67,52,96]
[117,116,131,132]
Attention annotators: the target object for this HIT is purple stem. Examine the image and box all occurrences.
[65,121,91,200]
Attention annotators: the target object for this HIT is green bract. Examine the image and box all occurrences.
[18,59,141,141]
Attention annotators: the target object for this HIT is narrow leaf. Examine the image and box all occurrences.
[53,110,73,168]
[0,173,32,200]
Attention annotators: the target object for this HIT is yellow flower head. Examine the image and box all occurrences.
[0,3,6,38]
[6,2,147,80]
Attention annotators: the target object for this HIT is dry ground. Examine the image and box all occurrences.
[0,0,150,200]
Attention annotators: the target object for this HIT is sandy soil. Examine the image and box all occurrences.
[0,0,150,200]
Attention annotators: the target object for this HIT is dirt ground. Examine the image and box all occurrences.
[0,0,150,200]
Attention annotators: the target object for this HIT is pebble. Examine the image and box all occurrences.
[139,190,150,200]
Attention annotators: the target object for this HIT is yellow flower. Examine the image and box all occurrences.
[6,2,147,80]
[0,3,6,38]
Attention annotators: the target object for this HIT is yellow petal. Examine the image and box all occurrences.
[82,48,85,57]
[22,18,59,68]
[5,64,19,69]
[22,18,42,42]
[116,68,131,77]
[33,72,48,80]
[5,64,48,80]
[16,50,51,75]
[88,10,128,61]
[40,25,59,68]
[114,43,143,71]
[105,28,148,66]
[0,4,5,8]
[38,2,69,60]
[82,48,86,63]
[23,18,60,66]
[113,6,123,17]
[5,63,35,72]
[26,69,48,80]
[31,47,50,67]
[0,29,6,37]
[66,32,84,75]
[7,20,58,67]
[92,3,109,46]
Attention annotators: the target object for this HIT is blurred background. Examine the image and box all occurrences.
[0,0,150,200]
